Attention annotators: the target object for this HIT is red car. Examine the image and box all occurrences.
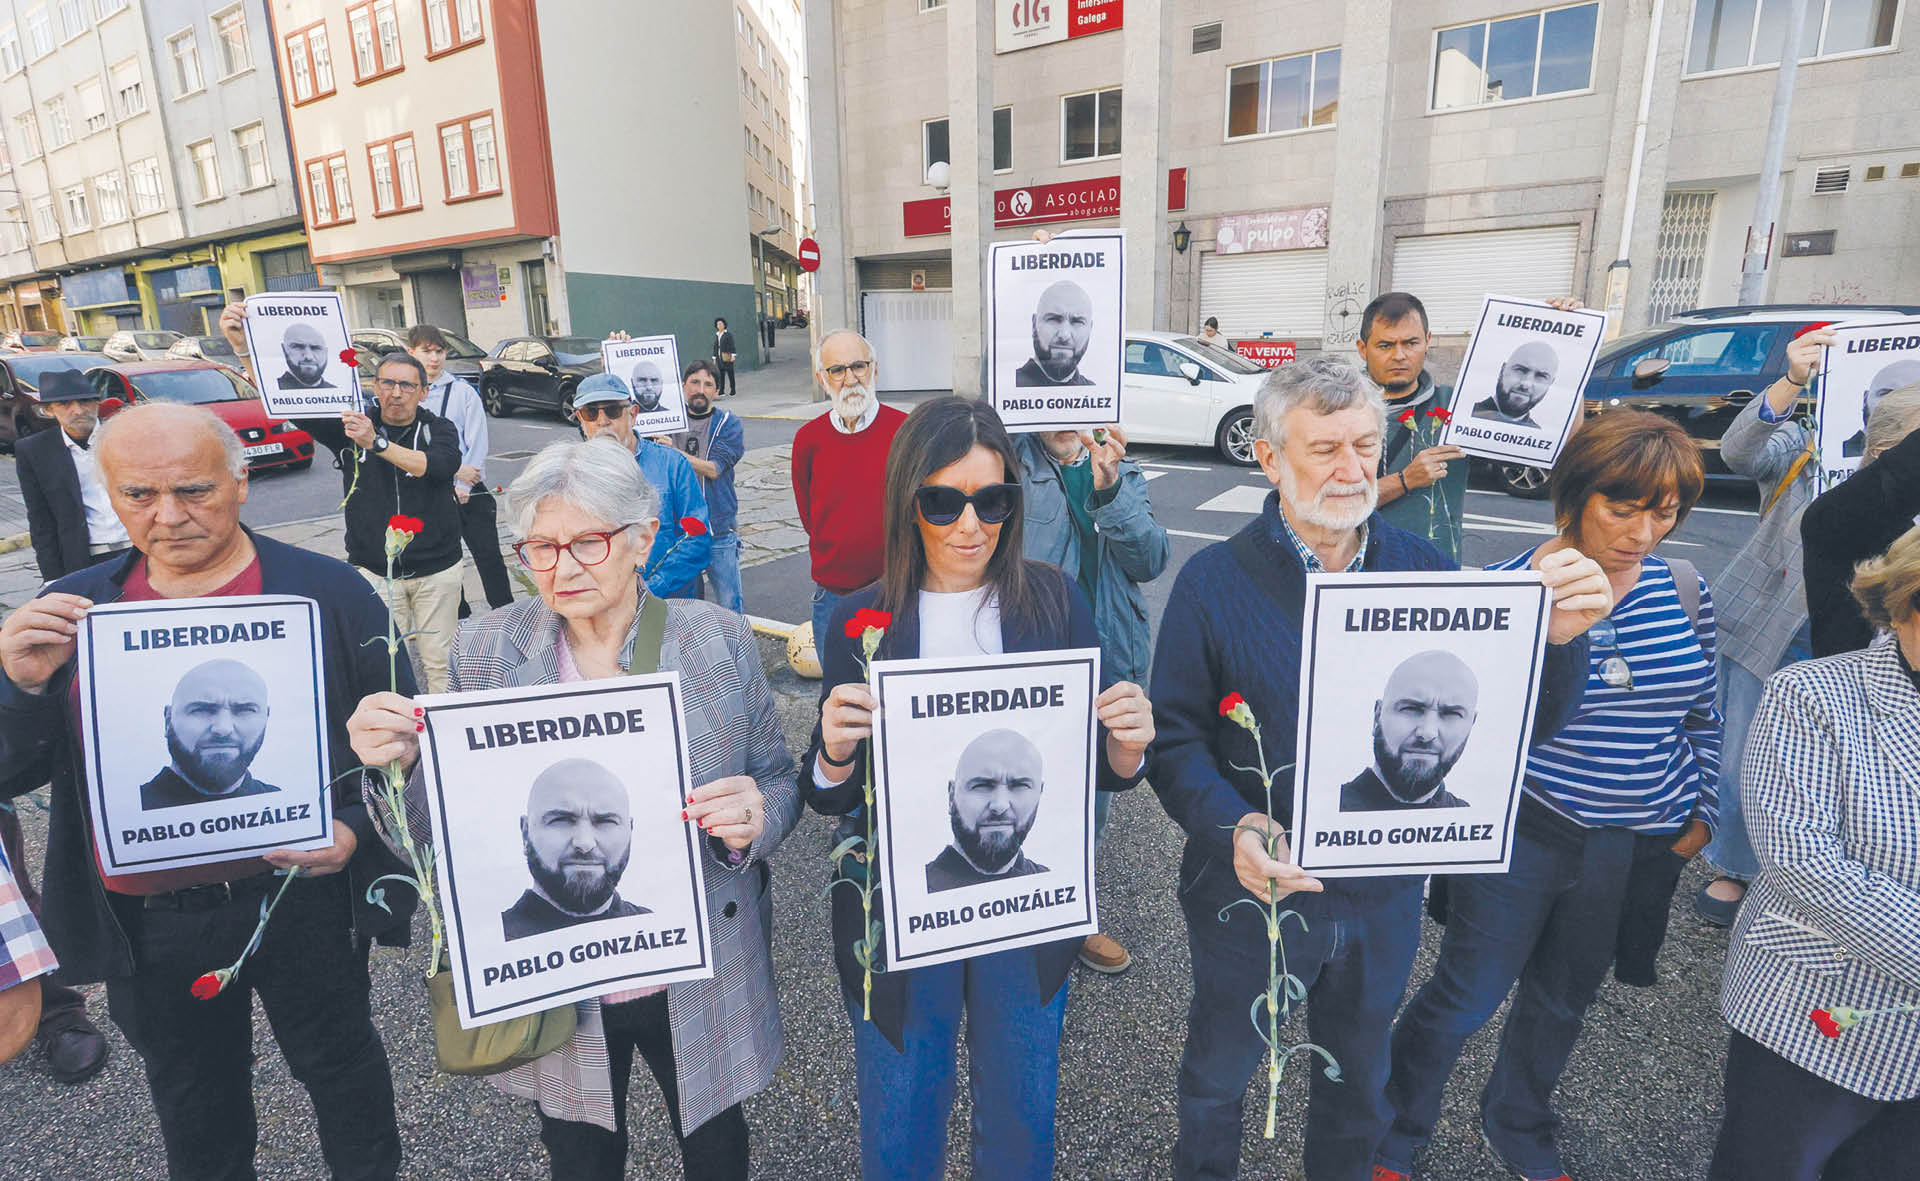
[90,360,315,473]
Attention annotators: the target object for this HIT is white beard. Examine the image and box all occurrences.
[1280,465,1377,532]
[833,381,873,421]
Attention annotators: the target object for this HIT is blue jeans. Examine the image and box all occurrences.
[1174,845,1424,1180]
[1707,622,1812,882]
[700,532,744,615]
[1379,809,1680,1177]
[810,585,845,650]
[847,946,1069,1180]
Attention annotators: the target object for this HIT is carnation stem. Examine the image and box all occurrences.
[1248,718,1284,1140]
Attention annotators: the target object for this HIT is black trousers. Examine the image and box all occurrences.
[538,991,748,1180]
[0,806,87,1032]
[457,490,513,611]
[105,873,401,1181]
[714,360,736,397]
[1709,1029,1920,1180]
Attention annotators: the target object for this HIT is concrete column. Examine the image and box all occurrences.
[1593,0,1689,334]
[802,0,856,348]
[1320,0,1393,350]
[947,0,993,397]
[1119,0,1171,331]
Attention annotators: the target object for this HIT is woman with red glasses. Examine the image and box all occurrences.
[803,395,1156,1179]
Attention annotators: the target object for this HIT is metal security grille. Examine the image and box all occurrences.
[1390,226,1579,333]
[1198,248,1329,336]
[1192,23,1222,52]
[1646,191,1715,325]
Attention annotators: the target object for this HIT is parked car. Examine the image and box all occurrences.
[102,329,186,362]
[0,352,111,448]
[3,330,63,352]
[59,335,109,352]
[478,335,605,420]
[348,326,487,403]
[166,333,245,371]
[1117,331,1272,465]
[89,360,314,474]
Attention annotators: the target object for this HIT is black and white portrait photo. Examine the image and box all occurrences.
[76,597,331,874]
[1290,573,1553,877]
[989,232,1124,431]
[502,758,650,942]
[142,659,282,811]
[418,675,714,1029]
[241,291,359,418]
[1339,651,1478,813]
[925,729,1050,893]
[870,649,1101,970]
[1817,320,1920,486]
[1443,296,1606,471]
[601,334,687,435]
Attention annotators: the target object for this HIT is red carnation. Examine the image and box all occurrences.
[843,608,892,638]
[340,347,359,366]
[1427,407,1452,424]
[1397,408,1417,425]
[1810,1008,1843,1038]
[387,515,423,535]
[1219,692,1246,717]
[1792,321,1833,340]
[190,972,224,1000]
[680,516,709,537]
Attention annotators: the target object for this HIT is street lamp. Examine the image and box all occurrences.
[1172,221,1192,254]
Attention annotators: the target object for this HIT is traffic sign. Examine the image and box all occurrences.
[797,238,821,272]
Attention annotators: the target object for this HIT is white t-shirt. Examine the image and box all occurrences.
[915,585,1003,657]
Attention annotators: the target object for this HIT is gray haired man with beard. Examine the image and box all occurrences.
[502,758,648,941]
[1340,650,1477,812]
[141,659,281,810]
[926,729,1050,892]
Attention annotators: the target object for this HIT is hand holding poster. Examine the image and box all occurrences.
[601,334,687,435]
[77,596,333,874]
[1289,572,1553,877]
[418,675,714,1029]
[1441,296,1605,470]
[241,291,359,418]
[870,650,1101,968]
[989,232,1124,431]
[1816,318,1920,488]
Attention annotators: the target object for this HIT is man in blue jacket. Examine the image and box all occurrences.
[1148,357,1612,1180]
[571,373,712,598]
[0,402,410,1178]
[658,360,747,613]
[1016,424,1167,974]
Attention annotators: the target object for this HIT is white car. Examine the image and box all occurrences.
[102,329,185,363]
[1120,330,1272,465]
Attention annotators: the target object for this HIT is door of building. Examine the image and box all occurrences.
[1389,226,1581,333]
[861,290,952,392]
[412,270,468,337]
[1198,248,1329,338]
[523,262,551,335]
[1647,192,1716,325]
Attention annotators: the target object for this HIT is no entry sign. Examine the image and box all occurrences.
[797,238,821,272]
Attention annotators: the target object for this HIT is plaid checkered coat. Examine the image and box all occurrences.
[1720,635,1920,1100]
[382,594,799,1132]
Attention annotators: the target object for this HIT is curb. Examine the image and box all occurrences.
[0,532,27,556]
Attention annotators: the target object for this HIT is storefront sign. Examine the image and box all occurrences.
[997,0,1123,53]
[909,173,1165,237]
[1214,207,1331,255]
[1232,340,1297,368]
[460,265,503,309]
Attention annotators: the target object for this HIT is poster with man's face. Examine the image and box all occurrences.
[870,650,1101,969]
[1442,296,1606,470]
[601,335,687,436]
[988,232,1124,432]
[418,675,713,1029]
[1290,572,1552,877]
[76,596,332,874]
[1817,318,1920,488]
[242,291,359,418]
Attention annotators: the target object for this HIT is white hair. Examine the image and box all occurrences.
[1253,355,1384,449]
[505,437,660,538]
[94,402,247,478]
[1864,383,1920,462]
[812,328,873,372]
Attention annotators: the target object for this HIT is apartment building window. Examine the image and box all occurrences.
[31,195,57,242]
[55,0,85,42]
[168,29,202,95]
[1686,0,1898,73]
[234,122,269,188]
[394,136,420,207]
[77,79,108,135]
[306,159,334,225]
[285,23,335,103]
[0,208,25,254]
[923,107,1014,179]
[91,0,127,16]
[1060,88,1121,163]
[370,141,394,210]
[330,156,352,218]
[306,154,352,226]
[188,140,220,200]
[425,0,483,55]
[94,170,127,223]
[129,156,163,212]
[1431,3,1599,111]
[111,59,144,116]
[1227,48,1341,138]
[921,0,949,11]
[439,112,498,201]
[13,113,40,159]
[61,184,88,230]
[213,5,251,76]
[0,28,21,75]
[440,124,468,199]
[25,9,53,60]
[348,1,401,80]
[367,134,421,214]
[739,68,749,99]
[44,96,72,148]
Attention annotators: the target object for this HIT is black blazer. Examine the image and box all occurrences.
[714,330,737,362]
[16,426,93,582]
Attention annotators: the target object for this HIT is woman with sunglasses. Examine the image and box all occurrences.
[803,396,1155,1180]
[346,437,799,1180]
[1378,409,1720,1181]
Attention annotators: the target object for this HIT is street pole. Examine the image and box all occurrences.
[1737,0,1811,305]
[756,231,766,367]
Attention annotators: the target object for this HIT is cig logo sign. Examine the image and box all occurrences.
[1008,0,1051,27]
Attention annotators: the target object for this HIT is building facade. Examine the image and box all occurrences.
[735,0,811,323]
[808,0,1918,392]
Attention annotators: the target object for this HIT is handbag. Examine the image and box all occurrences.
[0,978,41,1065]
[426,590,670,1075]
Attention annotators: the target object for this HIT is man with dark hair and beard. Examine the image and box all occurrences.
[276,323,335,390]
[1015,281,1096,387]
[140,659,281,809]
[502,758,649,941]
[1340,650,1477,812]
[925,728,1051,892]
[1471,341,1559,430]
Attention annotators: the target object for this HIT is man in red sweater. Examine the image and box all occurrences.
[792,329,906,646]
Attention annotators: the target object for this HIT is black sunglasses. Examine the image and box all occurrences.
[914,482,1020,527]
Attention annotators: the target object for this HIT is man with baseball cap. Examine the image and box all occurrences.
[571,373,711,598]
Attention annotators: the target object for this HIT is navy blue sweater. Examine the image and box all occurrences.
[1150,492,1591,876]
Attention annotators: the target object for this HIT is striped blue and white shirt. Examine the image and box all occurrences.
[1488,549,1723,833]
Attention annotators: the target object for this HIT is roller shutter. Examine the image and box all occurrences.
[861,290,953,392]
[1198,248,1328,337]
[1389,226,1580,333]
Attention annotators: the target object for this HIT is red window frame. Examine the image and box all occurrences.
[283,19,335,106]
[366,132,422,216]
[434,110,501,205]
[304,151,355,228]
[422,0,485,60]
[346,0,403,85]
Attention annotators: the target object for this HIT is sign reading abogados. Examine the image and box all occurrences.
[996,0,1123,54]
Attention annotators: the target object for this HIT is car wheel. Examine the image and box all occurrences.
[557,385,576,422]
[482,383,512,417]
[1498,463,1552,500]
[1216,407,1258,467]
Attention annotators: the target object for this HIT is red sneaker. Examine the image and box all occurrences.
[1372,1168,1412,1181]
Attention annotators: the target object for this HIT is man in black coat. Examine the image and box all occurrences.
[17,367,130,582]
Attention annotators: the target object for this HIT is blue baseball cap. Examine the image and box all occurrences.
[573,373,632,408]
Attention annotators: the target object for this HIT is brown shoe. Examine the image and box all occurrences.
[1078,932,1131,974]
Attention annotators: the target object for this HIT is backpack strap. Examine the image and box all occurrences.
[627,591,669,675]
[1666,556,1700,630]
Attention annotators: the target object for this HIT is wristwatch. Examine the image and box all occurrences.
[371,435,390,454]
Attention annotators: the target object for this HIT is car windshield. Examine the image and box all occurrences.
[18,332,60,347]
[130,368,252,405]
[10,354,103,391]
[1175,337,1266,375]
[135,332,179,349]
[442,332,485,358]
[195,335,236,356]
[550,337,602,364]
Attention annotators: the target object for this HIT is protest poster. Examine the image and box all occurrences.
[241,291,360,418]
[1289,572,1552,877]
[601,334,687,435]
[76,596,333,874]
[418,675,713,1028]
[1816,318,1920,489]
[1441,296,1605,470]
[988,231,1124,431]
[869,649,1101,969]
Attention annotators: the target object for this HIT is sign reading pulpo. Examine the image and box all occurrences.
[996,0,1123,53]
